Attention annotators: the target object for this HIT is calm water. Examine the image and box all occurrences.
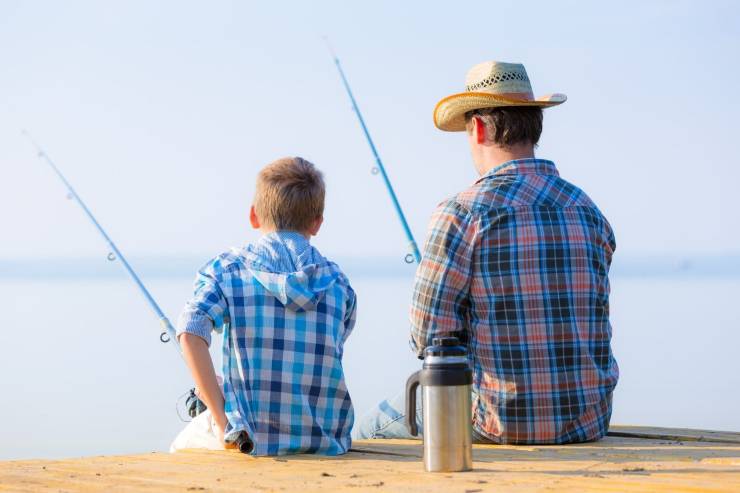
[1,271,739,460]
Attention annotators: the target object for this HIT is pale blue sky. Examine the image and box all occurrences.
[1,0,739,261]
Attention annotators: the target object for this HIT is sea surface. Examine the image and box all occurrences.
[1,256,739,460]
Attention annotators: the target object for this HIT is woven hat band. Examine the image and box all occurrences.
[464,62,534,99]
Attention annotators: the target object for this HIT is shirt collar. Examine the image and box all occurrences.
[476,158,559,183]
[262,231,310,250]
[249,231,312,272]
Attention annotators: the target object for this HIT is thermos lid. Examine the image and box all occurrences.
[424,336,467,358]
[421,336,472,385]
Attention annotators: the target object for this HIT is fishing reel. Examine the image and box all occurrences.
[185,388,207,418]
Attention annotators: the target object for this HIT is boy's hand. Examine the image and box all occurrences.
[211,413,236,449]
[181,334,231,448]
[211,415,226,444]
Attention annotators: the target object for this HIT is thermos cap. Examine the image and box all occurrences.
[425,336,467,358]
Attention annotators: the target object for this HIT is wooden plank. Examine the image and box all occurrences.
[1,426,739,492]
[608,425,740,444]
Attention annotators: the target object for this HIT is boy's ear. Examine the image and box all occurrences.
[308,215,323,236]
[249,205,261,230]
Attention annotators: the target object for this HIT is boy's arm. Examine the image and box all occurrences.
[177,260,230,442]
[180,333,227,441]
[410,200,475,358]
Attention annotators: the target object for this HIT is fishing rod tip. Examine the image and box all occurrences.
[321,36,337,58]
[20,129,42,154]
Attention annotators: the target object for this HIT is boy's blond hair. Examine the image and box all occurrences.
[254,157,325,232]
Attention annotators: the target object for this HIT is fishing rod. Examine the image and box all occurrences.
[24,131,209,419]
[24,132,253,451]
[22,130,179,352]
[324,38,422,264]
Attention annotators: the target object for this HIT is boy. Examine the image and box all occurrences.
[170,157,357,455]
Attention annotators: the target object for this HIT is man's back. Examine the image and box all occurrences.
[411,158,619,444]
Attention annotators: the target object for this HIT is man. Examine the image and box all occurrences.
[356,61,618,444]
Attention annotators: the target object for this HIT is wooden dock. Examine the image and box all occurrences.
[1,426,739,492]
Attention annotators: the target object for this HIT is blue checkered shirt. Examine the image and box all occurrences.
[177,232,356,455]
[411,159,619,444]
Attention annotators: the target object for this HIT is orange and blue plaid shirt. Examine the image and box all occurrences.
[410,158,619,444]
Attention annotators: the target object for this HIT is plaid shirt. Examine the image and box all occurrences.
[177,232,356,455]
[410,158,619,444]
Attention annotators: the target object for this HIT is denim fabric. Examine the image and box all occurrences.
[354,388,494,444]
[353,389,422,440]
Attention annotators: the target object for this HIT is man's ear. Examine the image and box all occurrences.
[473,116,486,144]
[308,215,323,236]
[249,205,261,230]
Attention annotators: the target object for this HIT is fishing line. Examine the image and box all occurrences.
[175,388,194,423]
[175,388,208,422]
[323,38,422,264]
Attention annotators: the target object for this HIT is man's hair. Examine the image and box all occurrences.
[254,157,325,232]
[465,106,543,147]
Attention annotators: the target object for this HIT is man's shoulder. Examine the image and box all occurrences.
[435,195,475,216]
[543,174,599,208]
[464,170,602,210]
[448,174,528,213]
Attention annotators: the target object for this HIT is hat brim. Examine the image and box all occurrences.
[433,92,567,132]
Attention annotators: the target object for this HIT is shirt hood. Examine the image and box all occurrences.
[234,232,342,312]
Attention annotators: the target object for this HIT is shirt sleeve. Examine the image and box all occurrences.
[410,200,476,358]
[176,258,229,347]
[344,284,357,336]
[336,282,357,358]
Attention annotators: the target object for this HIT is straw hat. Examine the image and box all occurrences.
[433,61,566,132]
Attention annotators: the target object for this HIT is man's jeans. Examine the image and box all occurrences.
[353,389,492,443]
[353,390,423,440]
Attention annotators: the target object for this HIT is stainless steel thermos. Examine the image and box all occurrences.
[405,337,473,472]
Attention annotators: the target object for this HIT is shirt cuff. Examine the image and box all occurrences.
[409,335,425,359]
[177,310,213,346]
